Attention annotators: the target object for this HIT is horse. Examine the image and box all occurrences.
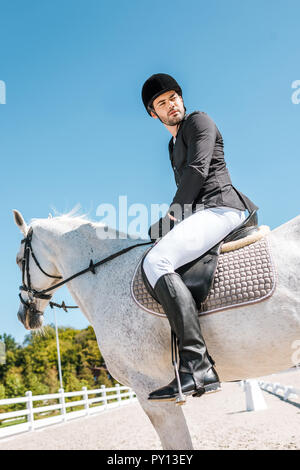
[13,208,300,450]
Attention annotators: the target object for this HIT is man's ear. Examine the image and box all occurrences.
[150,109,158,119]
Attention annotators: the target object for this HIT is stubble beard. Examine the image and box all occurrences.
[163,107,185,127]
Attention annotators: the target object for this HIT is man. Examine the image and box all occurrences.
[141,73,258,402]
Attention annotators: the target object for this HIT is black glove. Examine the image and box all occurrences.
[148,215,176,242]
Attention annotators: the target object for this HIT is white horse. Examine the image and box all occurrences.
[13,209,300,450]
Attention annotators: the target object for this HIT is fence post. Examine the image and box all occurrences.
[101,385,107,410]
[244,379,267,412]
[59,388,67,422]
[116,384,121,406]
[25,391,34,432]
[283,386,291,401]
[82,386,90,416]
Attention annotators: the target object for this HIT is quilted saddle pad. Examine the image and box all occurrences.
[131,235,276,317]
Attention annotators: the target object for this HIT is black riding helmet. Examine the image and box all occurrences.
[141,73,182,116]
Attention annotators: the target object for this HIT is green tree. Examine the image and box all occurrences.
[5,368,25,397]
[44,367,59,394]
[0,325,114,403]
[0,334,19,352]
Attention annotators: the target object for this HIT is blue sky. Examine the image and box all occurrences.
[1,0,299,344]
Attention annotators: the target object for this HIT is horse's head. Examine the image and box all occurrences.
[13,209,62,330]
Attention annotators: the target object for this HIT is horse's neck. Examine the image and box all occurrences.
[35,217,147,322]
[45,218,144,278]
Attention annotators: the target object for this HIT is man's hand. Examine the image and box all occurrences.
[148,213,178,242]
[167,212,179,222]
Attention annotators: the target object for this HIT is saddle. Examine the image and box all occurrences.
[132,210,276,316]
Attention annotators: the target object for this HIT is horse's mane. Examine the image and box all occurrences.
[29,204,90,226]
[29,204,133,240]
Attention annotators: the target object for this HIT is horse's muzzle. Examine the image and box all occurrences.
[18,306,43,330]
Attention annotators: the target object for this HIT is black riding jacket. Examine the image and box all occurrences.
[168,111,258,216]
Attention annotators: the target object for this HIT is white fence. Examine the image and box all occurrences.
[258,380,300,402]
[0,384,136,439]
[240,380,267,411]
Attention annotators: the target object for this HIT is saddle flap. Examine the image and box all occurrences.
[176,242,222,308]
[141,243,222,310]
[133,232,275,318]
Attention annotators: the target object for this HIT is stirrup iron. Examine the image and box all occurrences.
[171,331,186,405]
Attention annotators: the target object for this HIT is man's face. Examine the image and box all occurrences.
[151,90,185,125]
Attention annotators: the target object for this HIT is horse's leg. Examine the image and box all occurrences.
[135,391,194,450]
[102,353,193,449]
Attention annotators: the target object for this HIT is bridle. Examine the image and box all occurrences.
[18,226,152,316]
[19,226,61,315]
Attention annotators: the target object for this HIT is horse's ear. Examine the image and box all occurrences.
[12,209,28,236]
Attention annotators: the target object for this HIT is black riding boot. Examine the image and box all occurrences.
[148,272,220,402]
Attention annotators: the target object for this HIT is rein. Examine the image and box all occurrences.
[19,226,152,314]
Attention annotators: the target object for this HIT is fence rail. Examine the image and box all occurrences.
[0,384,136,439]
[258,380,300,402]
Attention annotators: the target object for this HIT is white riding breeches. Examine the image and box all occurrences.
[143,206,247,289]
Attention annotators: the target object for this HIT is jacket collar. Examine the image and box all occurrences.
[168,112,189,152]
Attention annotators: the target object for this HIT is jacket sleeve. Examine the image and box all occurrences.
[169,112,217,215]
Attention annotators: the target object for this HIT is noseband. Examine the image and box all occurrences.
[18,226,152,315]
